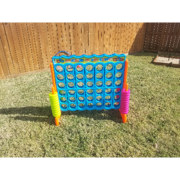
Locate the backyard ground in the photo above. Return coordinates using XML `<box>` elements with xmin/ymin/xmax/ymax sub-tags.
<box><xmin>0</xmin><ymin>52</ymin><xmax>180</xmax><ymax>157</ymax></box>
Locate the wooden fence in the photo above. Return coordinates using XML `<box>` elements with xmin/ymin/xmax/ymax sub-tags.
<box><xmin>144</xmin><ymin>23</ymin><xmax>180</xmax><ymax>53</ymax></box>
<box><xmin>0</xmin><ymin>23</ymin><xmax>146</xmax><ymax>79</ymax></box>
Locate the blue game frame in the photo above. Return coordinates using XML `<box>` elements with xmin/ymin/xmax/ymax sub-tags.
<box><xmin>52</xmin><ymin>53</ymin><xmax>126</xmax><ymax>112</ymax></box>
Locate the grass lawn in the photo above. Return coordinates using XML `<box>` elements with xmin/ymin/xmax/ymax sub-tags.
<box><xmin>0</xmin><ymin>52</ymin><xmax>180</xmax><ymax>157</ymax></box>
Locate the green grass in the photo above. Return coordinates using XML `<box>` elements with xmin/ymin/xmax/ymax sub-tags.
<box><xmin>0</xmin><ymin>52</ymin><xmax>180</xmax><ymax>157</ymax></box>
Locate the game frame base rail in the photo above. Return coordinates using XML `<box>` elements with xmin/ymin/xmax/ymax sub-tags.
<box><xmin>49</xmin><ymin>51</ymin><xmax>130</xmax><ymax>126</ymax></box>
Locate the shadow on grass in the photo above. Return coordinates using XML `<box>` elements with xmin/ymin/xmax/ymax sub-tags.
<box><xmin>0</xmin><ymin>106</ymin><xmax>123</xmax><ymax>125</ymax></box>
<box><xmin>128</xmin><ymin>52</ymin><xmax>157</xmax><ymax>57</ymax></box>
<box><xmin>128</xmin><ymin>52</ymin><xmax>157</xmax><ymax>64</ymax></box>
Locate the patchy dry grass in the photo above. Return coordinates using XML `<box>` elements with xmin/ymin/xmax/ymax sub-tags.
<box><xmin>0</xmin><ymin>52</ymin><xmax>180</xmax><ymax>157</ymax></box>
